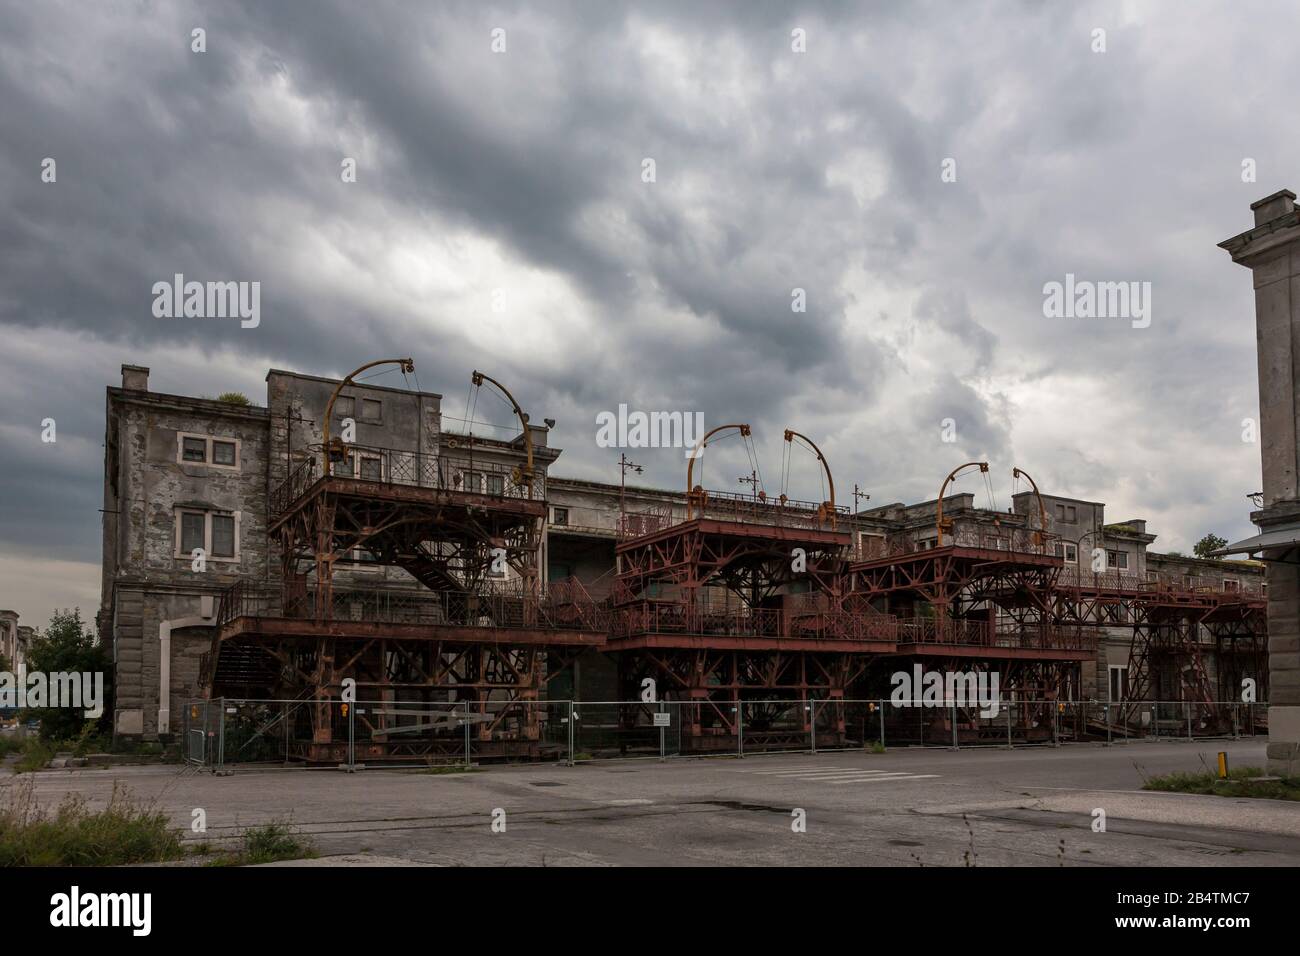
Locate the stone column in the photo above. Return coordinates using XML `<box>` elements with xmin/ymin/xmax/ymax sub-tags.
<box><xmin>1219</xmin><ymin>189</ymin><xmax>1300</xmax><ymax>776</ymax></box>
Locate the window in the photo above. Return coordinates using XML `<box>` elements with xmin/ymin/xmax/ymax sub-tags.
<box><xmin>1055</xmin><ymin>542</ymin><xmax>1078</xmax><ymax>564</ymax></box>
<box><xmin>1054</xmin><ymin>504</ymin><xmax>1077</xmax><ymax>523</ymax></box>
<box><xmin>182</xmin><ymin>437</ymin><xmax>207</xmax><ymax>462</ymax></box>
<box><xmin>361</xmin><ymin>399</ymin><xmax>382</xmax><ymax>421</ymax></box>
<box><xmin>180</xmin><ymin>512</ymin><xmax>205</xmax><ymax>553</ymax></box>
<box><xmin>211</xmin><ymin>514</ymin><xmax>235</xmax><ymax>558</ymax></box>
<box><xmin>175</xmin><ymin>509</ymin><xmax>240</xmax><ymax>561</ymax></box>
<box><xmin>1146</xmin><ymin>570</ymin><xmax>1158</xmax><ymax>583</ymax></box>
<box><xmin>335</xmin><ymin>397</ymin><xmax>355</xmax><ymax>418</ymax></box>
<box><xmin>1107</xmin><ymin>549</ymin><xmax>1128</xmax><ymax>570</ymax></box>
<box><xmin>1223</xmin><ymin>579</ymin><xmax>1240</xmax><ymax>593</ymax></box>
<box><xmin>359</xmin><ymin>456</ymin><xmax>383</xmax><ymax>481</ymax></box>
<box><xmin>486</xmin><ymin>473</ymin><xmax>505</xmax><ymax>496</ymax></box>
<box><xmin>1183</xmin><ymin>574</ymin><xmax>1194</xmax><ymax>589</ymax></box>
<box><xmin>1108</xmin><ymin>665</ymin><xmax>1129</xmax><ymax>702</ymax></box>
<box><xmin>212</xmin><ymin>441</ymin><xmax>236</xmax><ymax>466</ymax></box>
<box><xmin>552</xmin><ymin>507</ymin><xmax>569</xmax><ymax>526</ymax></box>
<box><xmin>177</xmin><ymin>433</ymin><xmax>240</xmax><ymax>469</ymax></box>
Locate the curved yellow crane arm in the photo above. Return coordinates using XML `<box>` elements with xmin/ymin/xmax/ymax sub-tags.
<box><xmin>784</xmin><ymin>428</ymin><xmax>836</xmax><ymax>529</ymax></box>
<box><xmin>322</xmin><ymin>358</ymin><xmax>415</xmax><ymax>476</ymax></box>
<box><xmin>935</xmin><ymin>461</ymin><xmax>989</xmax><ymax>547</ymax></box>
<box><xmin>1012</xmin><ymin>466</ymin><xmax>1048</xmax><ymax>547</ymax></box>
<box><xmin>470</xmin><ymin>370</ymin><xmax>535</xmax><ymax>493</ymax></box>
<box><xmin>685</xmin><ymin>423</ymin><xmax>751</xmax><ymax>519</ymax></box>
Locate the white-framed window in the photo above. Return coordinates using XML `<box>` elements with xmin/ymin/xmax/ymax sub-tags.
<box><xmin>1055</xmin><ymin>542</ymin><xmax>1078</xmax><ymax>564</ymax></box>
<box><xmin>174</xmin><ymin>508</ymin><xmax>241</xmax><ymax>561</ymax></box>
<box><xmin>1106</xmin><ymin>549</ymin><xmax>1129</xmax><ymax>570</ymax></box>
<box><xmin>485</xmin><ymin>472</ymin><xmax>505</xmax><ymax>496</ymax></box>
<box><xmin>1183</xmin><ymin>573</ymin><xmax>1194</xmax><ymax>589</ymax></box>
<box><xmin>1146</xmin><ymin>570</ymin><xmax>1159</xmax><ymax>583</ymax></box>
<box><xmin>176</xmin><ymin>433</ymin><xmax>241</xmax><ymax>470</ymax></box>
<box><xmin>1223</xmin><ymin>579</ymin><xmax>1240</xmax><ymax>593</ymax></box>
<box><xmin>1108</xmin><ymin>665</ymin><xmax>1129</xmax><ymax>702</ymax></box>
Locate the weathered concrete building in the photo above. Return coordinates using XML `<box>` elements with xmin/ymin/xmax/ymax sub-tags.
<box><xmin>100</xmin><ymin>363</ymin><xmax>1268</xmax><ymax>744</ymax></box>
<box><xmin>0</xmin><ymin>610</ymin><xmax>32</xmax><ymax>672</ymax></box>
<box><xmin>1219</xmin><ymin>187</ymin><xmax>1300</xmax><ymax>774</ymax></box>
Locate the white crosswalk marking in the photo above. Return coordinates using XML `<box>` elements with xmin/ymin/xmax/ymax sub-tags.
<box><xmin>734</xmin><ymin>766</ymin><xmax>940</xmax><ymax>785</ymax></box>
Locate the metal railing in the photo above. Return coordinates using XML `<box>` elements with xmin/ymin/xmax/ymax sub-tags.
<box><xmin>216</xmin><ymin>577</ymin><xmax>607</xmax><ymax>632</ymax></box>
<box><xmin>854</xmin><ymin>527</ymin><xmax>1058</xmax><ymax>560</ymax></box>
<box><xmin>270</xmin><ymin>444</ymin><xmax>546</xmax><ymax>515</ymax></box>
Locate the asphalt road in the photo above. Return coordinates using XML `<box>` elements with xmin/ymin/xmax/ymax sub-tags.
<box><xmin>8</xmin><ymin>739</ymin><xmax>1300</xmax><ymax>866</ymax></box>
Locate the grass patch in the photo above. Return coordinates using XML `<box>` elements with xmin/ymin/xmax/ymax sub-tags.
<box><xmin>0</xmin><ymin>778</ymin><xmax>184</xmax><ymax>866</ymax></box>
<box><xmin>1142</xmin><ymin>765</ymin><xmax>1300</xmax><ymax>801</ymax></box>
<box><xmin>206</xmin><ymin>820</ymin><xmax>317</xmax><ymax>866</ymax></box>
<box><xmin>0</xmin><ymin>737</ymin><xmax>23</xmax><ymax>759</ymax></box>
<box><xmin>14</xmin><ymin>739</ymin><xmax>55</xmax><ymax>773</ymax></box>
<box><xmin>572</xmin><ymin>751</ymin><xmax>593</xmax><ymax>762</ymax></box>
<box><xmin>867</xmin><ymin>741</ymin><xmax>886</xmax><ymax>754</ymax></box>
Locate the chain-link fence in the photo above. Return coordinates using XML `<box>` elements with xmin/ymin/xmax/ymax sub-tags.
<box><xmin>181</xmin><ymin>697</ymin><xmax>1269</xmax><ymax>770</ymax></box>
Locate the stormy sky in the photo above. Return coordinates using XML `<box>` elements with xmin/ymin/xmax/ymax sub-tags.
<box><xmin>0</xmin><ymin>0</ymin><xmax>1291</xmax><ymax>630</ymax></box>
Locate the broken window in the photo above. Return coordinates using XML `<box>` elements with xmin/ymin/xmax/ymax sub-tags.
<box><xmin>182</xmin><ymin>437</ymin><xmax>207</xmax><ymax>462</ymax></box>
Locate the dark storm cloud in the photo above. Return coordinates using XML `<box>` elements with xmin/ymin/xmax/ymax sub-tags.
<box><xmin>1</xmin><ymin>0</ymin><xmax>1297</xmax><ymax>627</ymax></box>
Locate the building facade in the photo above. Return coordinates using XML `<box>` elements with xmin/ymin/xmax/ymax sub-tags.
<box><xmin>101</xmin><ymin>363</ymin><xmax>1268</xmax><ymax>744</ymax></box>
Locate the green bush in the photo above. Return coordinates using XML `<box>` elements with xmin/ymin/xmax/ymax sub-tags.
<box><xmin>0</xmin><ymin>779</ymin><xmax>184</xmax><ymax>866</ymax></box>
<box><xmin>1142</xmin><ymin>765</ymin><xmax>1300</xmax><ymax>801</ymax></box>
<box><xmin>15</xmin><ymin>739</ymin><xmax>55</xmax><ymax>773</ymax></box>
<box><xmin>207</xmin><ymin>820</ymin><xmax>317</xmax><ymax>866</ymax></box>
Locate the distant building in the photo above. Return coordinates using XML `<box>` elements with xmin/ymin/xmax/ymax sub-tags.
<box><xmin>0</xmin><ymin>610</ymin><xmax>31</xmax><ymax>672</ymax></box>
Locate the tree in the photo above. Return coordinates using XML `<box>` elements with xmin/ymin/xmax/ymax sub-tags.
<box><xmin>21</xmin><ymin>609</ymin><xmax>112</xmax><ymax>742</ymax></box>
<box><xmin>1193</xmin><ymin>533</ymin><xmax>1228</xmax><ymax>560</ymax></box>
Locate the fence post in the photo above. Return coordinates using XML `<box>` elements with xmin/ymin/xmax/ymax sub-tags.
<box><xmin>1186</xmin><ymin>702</ymin><xmax>1192</xmax><ymax>741</ymax></box>
<box><xmin>737</xmin><ymin>702</ymin><xmax>745</xmax><ymax>758</ymax></box>
<box><xmin>1006</xmin><ymin>703</ymin><xmax>1012</xmax><ymax>749</ymax></box>
<box><xmin>464</xmin><ymin>699</ymin><xmax>471</xmax><ymax>768</ymax></box>
<box><xmin>809</xmin><ymin>699</ymin><xmax>816</xmax><ymax>755</ymax></box>
<box><xmin>348</xmin><ymin>701</ymin><xmax>355</xmax><ymax>772</ymax></box>
<box><xmin>950</xmin><ymin>700</ymin><xmax>959</xmax><ymax>751</ymax></box>
<box><xmin>217</xmin><ymin>698</ymin><xmax>226</xmax><ymax>774</ymax></box>
<box><xmin>1105</xmin><ymin>704</ymin><xmax>1111</xmax><ymax>746</ymax></box>
<box><xmin>568</xmin><ymin>700</ymin><xmax>575</xmax><ymax>767</ymax></box>
<box><xmin>659</xmin><ymin>701</ymin><xmax>666</xmax><ymax>762</ymax></box>
<box><xmin>1052</xmin><ymin>704</ymin><xmax>1059</xmax><ymax>748</ymax></box>
<box><xmin>1233</xmin><ymin>702</ymin><xmax>1239</xmax><ymax>740</ymax></box>
<box><xmin>283</xmin><ymin>701</ymin><xmax>289</xmax><ymax>764</ymax></box>
<box><xmin>879</xmin><ymin>700</ymin><xmax>885</xmax><ymax>749</ymax></box>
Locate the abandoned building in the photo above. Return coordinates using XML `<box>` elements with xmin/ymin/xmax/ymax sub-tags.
<box><xmin>98</xmin><ymin>363</ymin><xmax>1268</xmax><ymax>758</ymax></box>
<box><xmin>0</xmin><ymin>610</ymin><xmax>32</xmax><ymax>672</ymax></box>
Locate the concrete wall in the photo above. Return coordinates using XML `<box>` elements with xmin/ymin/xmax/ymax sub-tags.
<box><xmin>101</xmin><ymin>367</ymin><xmax>270</xmax><ymax>740</ymax></box>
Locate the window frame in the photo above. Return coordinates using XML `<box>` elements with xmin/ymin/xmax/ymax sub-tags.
<box><xmin>176</xmin><ymin>432</ymin><xmax>242</xmax><ymax>471</ymax></box>
<box><xmin>1108</xmin><ymin>664</ymin><xmax>1129</xmax><ymax>703</ymax></box>
<box><xmin>174</xmin><ymin>508</ymin><xmax>242</xmax><ymax>562</ymax></box>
